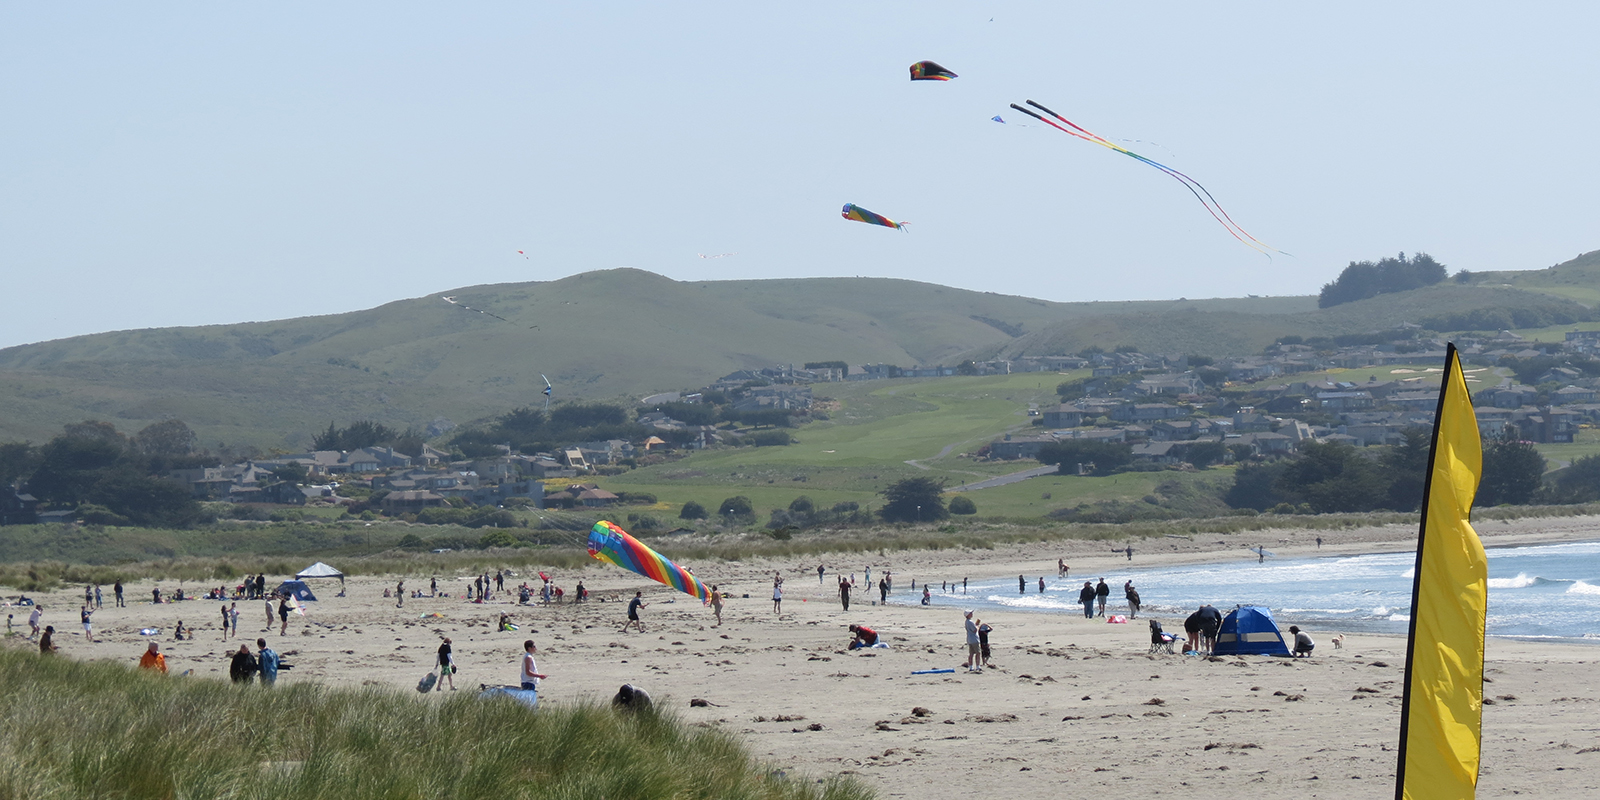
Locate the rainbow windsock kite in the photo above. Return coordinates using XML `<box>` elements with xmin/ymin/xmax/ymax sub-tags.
<box><xmin>841</xmin><ymin>203</ymin><xmax>907</xmax><ymax>231</ymax></box>
<box><xmin>588</xmin><ymin>520</ymin><xmax>710</xmax><ymax>602</ymax></box>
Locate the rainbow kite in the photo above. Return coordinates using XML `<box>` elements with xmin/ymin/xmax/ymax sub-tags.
<box><xmin>841</xmin><ymin>203</ymin><xmax>907</xmax><ymax>231</ymax></box>
<box><xmin>588</xmin><ymin>520</ymin><xmax>710</xmax><ymax>602</ymax></box>
<box><xmin>909</xmin><ymin>60</ymin><xmax>957</xmax><ymax>81</ymax></box>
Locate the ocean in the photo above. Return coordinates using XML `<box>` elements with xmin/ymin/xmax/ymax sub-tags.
<box><xmin>893</xmin><ymin>540</ymin><xmax>1600</xmax><ymax>642</ymax></box>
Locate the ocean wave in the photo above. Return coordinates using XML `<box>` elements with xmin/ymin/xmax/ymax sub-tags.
<box><xmin>1488</xmin><ymin>573</ymin><xmax>1538</xmax><ymax>589</ymax></box>
<box><xmin>1568</xmin><ymin>581</ymin><xmax>1600</xmax><ymax>596</ymax></box>
<box><xmin>1389</xmin><ymin>613</ymin><xmax>1411</xmax><ymax>622</ymax></box>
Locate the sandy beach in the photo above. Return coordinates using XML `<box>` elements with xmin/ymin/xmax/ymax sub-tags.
<box><xmin>7</xmin><ymin>517</ymin><xmax>1600</xmax><ymax>798</ymax></box>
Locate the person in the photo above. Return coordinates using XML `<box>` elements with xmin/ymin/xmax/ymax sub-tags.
<box><xmin>1038</xmin><ymin>576</ymin><xmax>1045</xmax><ymax>593</ymax></box>
<box><xmin>28</xmin><ymin>605</ymin><xmax>42</xmax><ymax>639</ymax></box>
<box><xmin>264</xmin><ymin>599</ymin><xmax>275</xmax><ymax>630</ymax></box>
<box><xmin>278</xmin><ymin>597</ymin><xmax>290</xmax><ymax>635</ymax></box>
<box><xmin>84</xmin><ymin>584</ymin><xmax>92</xmax><ymax>607</ymax></box>
<box><xmin>771</xmin><ymin>575</ymin><xmax>783</xmax><ymax>616</ymax></box>
<box><xmin>521</xmin><ymin>639</ymin><xmax>546</xmax><ymax>690</ymax></box>
<box><xmin>1095</xmin><ymin>579</ymin><xmax>1110</xmax><ymax>616</ymax></box>
<box><xmin>878</xmin><ymin>577</ymin><xmax>888</xmax><ymax>604</ymax></box>
<box><xmin>1124</xmin><ymin>545</ymin><xmax>1134</xmax><ymax>561</ymax></box>
<box><xmin>624</xmin><ymin>591</ymin><xmax>647</xmax><ymax>633</ymax></box>
<box><xmin>1078</xmin><ymin>582</ymin><xmax>1095</xmax><ymax>619</ymax></box>
<box><xmin>848</xmin><ymin>624</ymin><xmax>878</xmax><ymax>649</ymax></box>
<box><xmin>838</xmin><ymin>577</ymin><xmax>851</xmax><ymax>611</ymax></box>
<box><xmin>1258</xmin><ymin>548</ymin><xmax>1265</xmax><ymax>564</ymax></box>
<box><xmin>430</xmin><ymin>577</ymin><xmax>438</xmax><ymax>596</ymax></box>
<box><xmin>220</xmin><ymin>603</ymin><xmax>232</xmax><ymax>641</ymax></box>
<box><xmin>864</xmin><ymin>566</ymin><xmax>871</xmax><ymax>586</ymax></box>
<box><xmin>474</xmin><ymin>575</ymin><xmax>484</xmax><ymax>600</ymax></box>
<box><xmin>1289</xmin><ymin>626</ymin><xmax>1315</xmax><ymax>657</ymax></box>
<box><xmin>229</xmin><ymin>643</ymin><xmax>257</xmax><ymax>684</ymax></box>
<box><xmin>255</xmin><ymin>574</ymin><xmax>265</xmax><ymax>600</ymax></box>
<box><xmin>396</xmin><ymin>579</ymin><xmax>405</xmax><ymax>609</ymax></box>
<box><xmin>174</xmin><ymin>620</ymin><xmax>187</xmax><ymax>641</ymax></box>
<box><xmin>575</xmin><ymin>580</ymin><xmax>586</xmax><ymax>603</ymax></box>
<box><xmin>884</xmin><ymin>571</ymin><xmax>892</xmax><ymax>593</ymax></box>
<box><xmin>1018</xmin><ymin>575</ymin><xmax>1026</xmax><ymax>594</ymax></box>
<box><xmin>80</xmin><ymin>604</ymin><xmax>94</xmax><ymax>643</ymax></box>
<box><xmin>1316</xmin><ymin>536</ymin><xmax>1323</xmax><ymax>549</ymax></box>
<box><xmin>257</xmin><ymin>638</ymin><xmax>279</xmax><ymax>685</ymax></box>
<box><xmin>496</xmin><ymin>571</ymin><xmax>505</xmax><ymax>593</ymax></box>
<box><xmin>613</xmin><ymin>683</ymin><xmax>653</xmax><ymax>711</ymax></box>
<box><xmin>1183</xmin><ymin>608</ymin><xmax>1204</xmax><ymax>653</ymax></box>
<box><xmin>94</xmin><ymin>584</ymin><xmax>103</xmax><ymax>609</ymax></box>
<box><xmin>978</xmin><ymin>620</ymin><xmax>994</xmax><ymax>667</ymax></box>
<box><xmin>114</xmin><ymin>580</ymin><xmax>124</xmax><ymax>607</ymax></box>
<box><xmin>152</xmin><ymin>587</ymin><xmax>162</xmax><ymax>604</ymax></box>
<box><xmin>436</xmin><ymin>638</ymin><xmax>456</xmax><ymax>691</ymax></box>
<box><xmin>139</xmin><ymin>641</ymin><xmax>168</xmax><ymax>673</ymax></box>
<box><xmin>1125</xmin><ymin>581</ymin><xmax>1141</xmax><ymax>619</ymax></box>
<box><xmin>963</xmin><ymin>611</ymin><xmax>982</xmax><ymax>673</ymax></box>
<box><xmin>498</xmin><ymin>612</ymin><xmax>514</xmax><ymax>632</ymax></box>
<box><xmin>962</xmin><ymin>576</ymin><xmax>967</xmax><ymax>593</ymax></box>
<box><xmin>1186</xmin><ymin>604</ymin><xmax>1223</xmax><ymax>654</ymax></box>
<box><xmin>39</xmin><ymin>625</ymin><xmax>57</xmax><ymax>655</ymax></box>
<box><xmin>708</xmin><ymin>585</ymin><xmax>724</xmax><ymax>627</ymax></box>
<box><xmin>1058</xmin><ymin>558</ymin><xmax>1066</xmax><ymax>577</ymax></box>
<box><xmin>921</xmin><ymin>585</ymin><xmax>931</xmax><ymax>606</ymax></box>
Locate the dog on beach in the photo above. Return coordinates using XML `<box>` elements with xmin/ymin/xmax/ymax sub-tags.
<box><xmin>1331</xmin><ymin>634</ymin><xmax>1345</xmax><ymax>650</ymax></box>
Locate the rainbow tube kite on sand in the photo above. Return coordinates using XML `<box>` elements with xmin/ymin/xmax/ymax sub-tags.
<box><xmin>588</xmin><ymin>520</ymin><xmax>710</xmax><ymax>602</ymax></box>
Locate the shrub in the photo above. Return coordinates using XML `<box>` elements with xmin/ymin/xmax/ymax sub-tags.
<box><xmin>948</xmin><ymin>496</ymin><xmax>977</xmax><ymax>515</ymax></box>
<box><xmin>679</xmin><ymin>501</ymin><xmax>708</xmax><ymax>520</ymax></box>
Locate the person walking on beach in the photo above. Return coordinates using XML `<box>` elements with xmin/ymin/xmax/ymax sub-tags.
<box><xmin>838</xmin><ymin>577</ymin><xmax>852</xmax><ymax>611</ymax></box>
<box><xmin>818</xmin><ymin>564</ymin><xmax>825</xmax><ymax>584</ymax></box>
<box><xmin>28</xmin><ymin>605</ymin><xmax>42</xmax><ymax>639</ymax></box>
<box><xmin>963</xmin><ymin>611</ymin><xmax>982</xmax><ymax>673</ymax></box>
<box><xmin>496</xmin><ymin>571</ymin><xmax>505</xmax><ymax>593</ymax></box>
<box><xmin>139</xmin><ymin>641</ymin><xmax>168</xmax><ymax>673</ymax></box>
<box><xmin>772</xmin><ymin>574</ymin><xmax>784</xmax><ymax>616</ymax></box>
<box><xmin>396</xmin><ymin>579</ymin><xmax>405</xmax><ymax>609</ymax></box>
<box><xmin>264</xmin><ymin>599</ymin><xmax>275</xmax><ymax>631</ymax></box>
<box><xmin>1124</xmin><ymin>581</ymin><xmax>1141</xmax><ymax>619</ymax></box>
<box><xmin>1038</xmin><ymin>576</ymin><xmax>1045</xmax><ymax>593</ymax></box>
<box><xmin>257</xmin><ymin>638</ymin><xmax>279</xmax><ymax>685</ymax></box>
<box><xmin>80</xmin><ymin>604</ymin><xmax>95</xmax><ymax>643</ymax></box>
<box><xmin>879</xmin><ymin>577</ymin><xmax>889</xmax><ymax>604</ymax></box>
<box><xmin>229</xmin><ymin>643</ymin><xmax>257</xmax><ymax>684</ymax></box>
<box><xmin>1095</xmin><ymin>579</ymin><xmax>1110</xmax><ymax>616</ymax></box>
<box><xmin>709</xmin><ymin>585</ymin><xmax>724</xmax><ymax>627</ymax></box>
<box><xmin>624</xmin><ymin>591</ymin><xmax>648</xmax><ymax>633</ymax></box>
<box><xmin>1078</xmin><ymin>582</ymin><xmax>1096</xmax><ymax>619</ymax></box>
<box><xmin>39</xmin><ymin>625</ymin><xmax>57</xmax><ymax>655</ymax></box>
<box><xmin>1058</xmin><ymin>559</ymin><xmax>1066</xmax><ymax>578</ymax></box>
<box><xmin>114</xmin><ymin>580</ymin><xmax>124</xmax><ymax>607</ymax></box>
<box><xmin>1316</xmin><ymin>536</ymin><xmax>1323</xmax><ymax>549</ymax></box>
<box><xmin>436</xmin><ymin>638</ymin><xmax>456</xmax><ymax>691</ymax></box>
<box><xmin>521</xmin><ymin>639</ymin><xmax>546</xmax><ymax>690</ymax></box>
<box><xmin>278</xmin><ymin>597</ymin><xmax>290</xmax><ymax>635</ymax></box>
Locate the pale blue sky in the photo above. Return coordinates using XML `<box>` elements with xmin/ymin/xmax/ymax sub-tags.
<box><xmin>3</xmin><ymin>2</ymin><xmax>1596</xmax><ymax>348</ymax></box>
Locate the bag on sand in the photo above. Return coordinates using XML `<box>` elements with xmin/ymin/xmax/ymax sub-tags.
<box><xmin>417</xmin><ymin>672</ymin><xmax>438</xmax><ymax>693</ymax></box>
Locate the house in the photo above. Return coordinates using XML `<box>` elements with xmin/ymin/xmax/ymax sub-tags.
<box><xmin>1041</xmin><ymin>405</ymin><xmax>1085</xmax><ymax>429</ymax></box>
<box><xmin>988</xmin><ymin>434</ymin><xmax>1058</xmax><ymax>460</ymax></box>
<box><xmin>1063</xmin><ymin>428</ymin><xmax>1128</xmax><ymax>443</ymax></box>
<box><xmin>1234</xmin><ymin>431</ymin><xmax>1296</xmax><ymax>455</ymax></box>
<box><xmin>1489</xmin><ymin>385</ymin><xmax>1540</xmax><ymax>408</ymax></box>
<box><xmin>1389</xmin><ymin>390</ymin><xmax>1441</xmax><ymax>410</ymax></box>
<box><xmin>1536</xmin><ymin>367</ymin><xmax>1583</xmax><ymax>385</ymax></box>
<box><xmin>1109</xmin><ymin>403</ymin><xmax>1186</xmax><ymax>423</ymax></box>
<box><xmin>542</xmin><ymin>483</ymin><xmax>620</xmax><ymax>508</ymax></box>
<box><xmin>380</xmin><ymin>490</ymin><xmax>448</xmax><ymax>512</ymax></box>
<box><xmin>36</xmin><ymin>509</ymin><xmax>76</xmax><ymax>524</ymax></box>
<box><xmin>1</xmin><ymin>490</ymin><xmax>39</xmax><ymax>525</ymax></box>
<box><xmin>1517</xmin><ymin>407</ymin><xmax>1580</xmax><ymax>443</ymax></box>
<box><xmin>167</xmin><ymin>467</ymin><xmax>237</xmax><ymax>499</ymax></box>
<box><xmin>1553</xmin><ymin>385</ymin><xmax>1598</xmax><ymax>405</ymax></box>
<box><xmin>259</xmin><ymin>482</ymin><xmax>308</xmax><ymax>505</ymax></box>
<box><xmin>1316</xmin><ymin>391</ymin><xmax>1375</xmax><ymax>410</ymax></box>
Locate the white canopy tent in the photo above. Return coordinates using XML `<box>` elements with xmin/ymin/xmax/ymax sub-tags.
<box><xmin>296</xmin><ymin>561</ymin><xmax>346</xmax><ymax>596</ymax></box>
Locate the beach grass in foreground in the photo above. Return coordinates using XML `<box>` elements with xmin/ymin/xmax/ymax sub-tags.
<box><xmin>0</xmin><ymin>646</ymin><xmax>869</xmax><ymax>800</ymax></box>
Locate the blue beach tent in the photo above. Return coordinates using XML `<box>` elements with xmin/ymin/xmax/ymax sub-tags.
<box><xmin>1212</xmin><ymin>605</ymin><xmax>1290</xmax><ymax>656</ymax></box>
<box><xmin>274</xmin><ymin>580</ymin><xmax>318</xmax><ymax>602</ymax></box>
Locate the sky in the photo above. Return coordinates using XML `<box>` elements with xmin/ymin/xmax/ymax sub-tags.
<box><xmin>2</xmin><ymin>2</ymin><xmax>1597</xmax><ymax>349</ymax></box>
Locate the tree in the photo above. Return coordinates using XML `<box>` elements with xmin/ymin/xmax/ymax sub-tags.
<box><xmin>134</xmin><ymin>419</ymin><xmax>197</xmax><ymax>456</ymax></box>
<box><xmin>1476</xmin><ymin>436</ymin><xmax>1546</xmax><ymax>506</ymax></box>
<box><xmin>272</xmin><ymin>462</ymin><xmax>309</xmax><ymax>486</ymax></box>
<box><xmin>788</xmin><ymin>496</ymin><xmax>815</xmax><ymax>515</ymax></box>
<box><xmin>679</xmin><ymin>500</ymin><xmax>709</xmax><ymax>520</ymax></box>
<box><xmin>948</xmin><ymin>495</ymin><xmax>977</xmax><ymax>515</ymax></box>
<box><xmin>0</xmin><ymin>442</ymin><xmax>37</xmax><ymax>487</ymax></box>
<box><xmin>878</xmin><ymin>477</ymin><xmax>947</xmax><ymax>523</ymax></box>
<box><xmin>1184</xmin><ymin>440</ymin><xmax>1226</xmax><ymax>469</ymax></box>
<box><xmin>27</xmin><ymin>433</ymin><xmax>125</xmax><ymax>506</ymax></box>
<box><xmin>1318</xmin><ymin>252</ymin><xmax>1448</xmax><ymax>308</ymax></box>
<box><xmin>1381</xmin><ymin>428</ymin><xmax>1431</xmax><ymax>511</ymax></box>
<box><xmin>1224</xmin><ymin>461</ymin><xmax>1293</xmax><ymax>510</ymax></box>
<box><xmin>1036</xmin><ymin>440</ymin><xmax>1133</xmax><ymax>476</ymax></box>
<box><xmin>1550</xmin><ymin>454</ymin><xmax>1600</xmax><ymax>504</ymax></box>
<box><xmin>718</xmin><ymin>496</ymin><xmax>753</xmax><ymax>518</ymax></box>
<box><xmin>1273</xmin><ymin>441</ymin><xmax>1388</xmax><ymax>513</ymax></box>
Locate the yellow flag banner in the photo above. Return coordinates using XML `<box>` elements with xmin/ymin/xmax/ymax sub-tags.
<box><xmin>1395</xmin><ymin>343</ymin><xmax>1487</xmax><ymax>800</ymax></box>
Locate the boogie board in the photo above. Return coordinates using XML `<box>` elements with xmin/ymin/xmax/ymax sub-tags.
<box><xmin>417</xmin><ymin>672</ymin><xmax>438</xmax><ymax>693</ymax></box>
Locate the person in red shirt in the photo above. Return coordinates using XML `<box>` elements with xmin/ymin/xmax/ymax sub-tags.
<box><xmin>848</xmin><ymin>624</ymin><xmax>878</xmax><ymax>649</ymax></box>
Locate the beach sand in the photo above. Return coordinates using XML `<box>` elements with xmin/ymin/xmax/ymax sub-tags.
<box><xmin>7</xmin><ymin>516</ymin><xmax>1600</xmax><ymax>797</ymax></box>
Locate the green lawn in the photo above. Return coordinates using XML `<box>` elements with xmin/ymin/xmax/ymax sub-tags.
<box><xmin>1533</xmin><ymin>428</ymin><xmax>1600</xmax><ymax>470</ymax></box>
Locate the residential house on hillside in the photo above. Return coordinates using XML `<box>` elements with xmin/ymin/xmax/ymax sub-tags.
<box><xmin>380</xmin><ymin>490</ymin><xmax>447</xmax><ymax>512</ymax></box>
<box><xmin>543</xmin><ymin>483</ymin><xmax>620</xmax><ymax>508</ymax></box>
<box><xmin>989</xmin><ymin>434</ymin><xmax>1058</xmax><ymax>460</ymax></box>
<box><xmin>1042</xmin><ymin>405</ymin><xmax>1085</xmax><ymax>429</ymax></box>
<box><xmin>1109</xmin><ymin>403</ymin><xmax>1186</xmax><ymax>423</ymax></box>
<box><xmin>1554</xmin><ymin>385</ymin><xmax>1598</xmax><ymax>404</ymax></box>
<box><xmin>1390</xmin><ymin>390</ymin><xmax>1441</xmax><ymax>410</ymax></box>
<box><xmin>1488</xmin><ymin>385</ymin><xmax>1540</xmax><ymax>408</ymax></box>
<box><xmin>1</xmin><ymin>490</ymin><xmax>38</xmax><ymax>525</ymax></box>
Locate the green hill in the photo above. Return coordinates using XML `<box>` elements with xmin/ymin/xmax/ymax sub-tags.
<box><xmin>1</xmin><ymin>253</ymin><xmax>1595</xmax><ymax>449</ymax></box>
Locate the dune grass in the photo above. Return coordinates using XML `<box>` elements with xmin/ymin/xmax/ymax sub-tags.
<box><xmin>0</xmin><ymin>646</ymin><xmax>869</xmax><ymax>800</ymax></box>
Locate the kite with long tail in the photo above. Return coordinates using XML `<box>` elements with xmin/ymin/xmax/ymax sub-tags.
<box><xmin>1008</xmin><ymin>100</ymin><xmax>1285</xmax><ymax>257</ymax></box>
<box><xmin>588</xmin><ymin>520</ymin><xmax>710</xmax><ymax>602</ymax></box>
<box><xmin>441</xmin><ymin>296</ymin><xmax>538</xmax><ymax>329</ymax></box>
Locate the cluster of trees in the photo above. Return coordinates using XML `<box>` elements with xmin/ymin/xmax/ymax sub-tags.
<box><xmin>1318</xmin><ymin>252</ymin><xmax>1448</xmax><ymax>308</ymax></box>
<box><xmin>312</xmin><ymin>420</ymin><xmax>424</xmax><ymax>455</ymax></box>
<box><xmin>1</xmin><ymin>420</ymin><xmax>211</xmax><ymax>527</ymax></box>
<box><xmin>452</xmin><ymin>404</ymin><xmax>646</xmax><ymax>457</ymax></box>
<box><xmin>1224</xmin><ymin>433</ymin><xmax>1550</xmax><ymax>513</ymax></box>
<box><xmin>674</xmin><ymin>478</ymin><xmax>976</xmax><ymax>530</ymax></box>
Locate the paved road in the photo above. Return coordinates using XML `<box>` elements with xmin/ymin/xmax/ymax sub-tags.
<box><xmin>949</xmin><ymin>464</ymin><xmax>1059</xmax><ymax>492</ymax></box>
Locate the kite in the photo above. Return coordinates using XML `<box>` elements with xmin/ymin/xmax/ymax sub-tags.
<box><xmin>1007</xmin><ymin>99</ymin><xmax>1284</xmax><ymax>257</ymax></box>
<box><xmin>587</xmin><ymin>520</ymin><xmax>710</xmax><ymax>602</ymax></box>
<box><xmin>442</xmin><ymin>296</ymin><xmax>539</xmax><ymax>329</ymax></box>
<box><xmin>540</xmin><ymin>374</ymin><xmax>553</xmax><ymax>411</ymax></box>
<box><xmin>841</xmin><ymin>203</ymin><xmax>907</xmax><ymax>231</ymax></box>
<box><xmin>992</xmin><ymin>115</ymin><xmax>1005</xmax><ymax>123</ymax></box>
<box><xmin>909</xmin><ymin>61</ymin><xmax>957</xmax><ymax>81</ymax></box>
<box><xmin>517</xmin><ymin>250</ymin><xmax>529</xmax><ymax>259</ymax></box>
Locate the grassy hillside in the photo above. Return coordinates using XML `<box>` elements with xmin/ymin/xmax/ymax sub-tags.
<box><xmin>1</xmin><ymin>250</ymin><xmax>1595</xmax><ymax>448</ymax></box>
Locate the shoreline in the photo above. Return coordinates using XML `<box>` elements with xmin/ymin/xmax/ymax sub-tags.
<box><xmin>6</xmin><ymin>515</ymin><xmax>1600</xmax><ymax>797</ymax></box>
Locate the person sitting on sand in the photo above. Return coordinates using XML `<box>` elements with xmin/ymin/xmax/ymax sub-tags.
<box><xmin>139</xmin><ymin>641</ymin><xmax>168</xmax><ymax>673</ymax></box>
<box><xmin>613</xmin><ymin>683</ymin><xmax>653</xmax><ymax>711</ymax></box>
<box><xmin>499</xmin><ymin>613</ymin><xmax>514</xmax><ymax>632</ymax></box>
<box><xmin>1289</xmin><ymin>626</ymin><xmax>1315</xmax><ymax>657</ymax></box>
<box><xmin>848</xmin><ymin>624</ymin><xmax>878</xmax><ymax>650</ymax></box>
<box><xmin>39</xmin><ymin>625</ymin><xmax>57</xmax><ymax>655</ymax></box>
